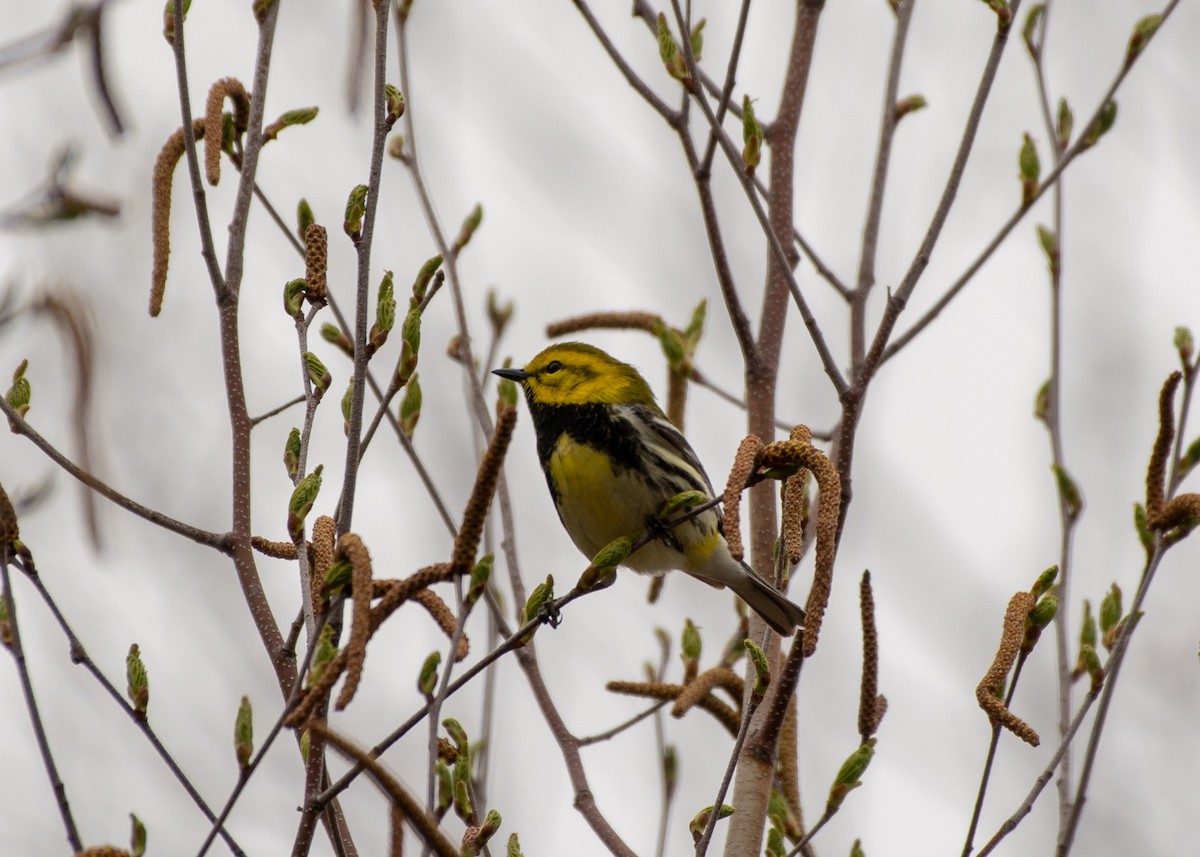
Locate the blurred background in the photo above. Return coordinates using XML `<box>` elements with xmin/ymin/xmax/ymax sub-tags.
<box><xmin>1</xmin><ymin>0</ymin><xmax>1198</xmax><ymax>854</ymax></box>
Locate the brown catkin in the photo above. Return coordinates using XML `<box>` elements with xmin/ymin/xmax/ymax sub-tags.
<box><xmin>1158</xmin><ymin>493</ymin><xmax>1200</xmax><ymax>533</ymax></box>
<box><xmin>858</xmin><ymin>570</ymin><xmax>880</xmax><ymax>741</ymax></box>
<box><xmin>606</xmin><ymin>680</ymin><xmax>740</xmax><ymax>736</ymax></box>
<box><xmin>0</xmin><ymin>481</ymin><xmax>18</xmax><ymax>545</ymax></box>
<box><xmin>795</xmin><ymin>441</ymin><xmax>842</xmax><ymax>657</ymax></box>
<box><xmin>671</xmin><ymin>666</ymin><xmax>743</xmax><ymax>718</ymax></box>
<box><xmin>335</xmin><ymin>534</ymin><xmax>373</xmax><ymax>710</ymax></box>
<box><xmin>545</xmin><ymin>311</ymin><xmax>663</xmax><ymax>337</ymax></box>
<box><xmin>451</xmin><ymin>407</ymin><xmax>516</xmax><ymax>574</ymax></box>
<box><xmin>303</xmin><ymin>224</ymin><xmax>328</xmax><ymax>301</ymax></box>
<box><xmin>976</xmin><ymin>591</ymin><xmax>1040</xmax><ymax>746</ymax></box>
<box><xmin>722</xmin><ymin>435</ymin><xmax>764</xmax><ymax>562</ymax></box>
<box><xmin>150</xmin><ymin>120</ymin><xmax>206</xmax><ymax>317</ymax></box>
<box><xmin>411</xmin><ymin>588</ymin><xmax>469</xmax><ymax>661</ymax></box>
<box><xmin>1146</xmin><ymin>371</ymin><xmax>1182</xmax><ymax>526</ymax></box>
<box><xmin>203</xmin><ymin>77</ymin><xmax>249</xmax><ymax>186</ymax></box>
<box><xmin>310</xmin><ymin>515</ymin><xmax>337</xmax><ymax>607</ymax></box>
<box><xmin>251</xmin><ymin>535</ymin><xmax>299</xmax><ymax>560</ymax></box>
<box><xmin>782</xmin><ymin>425</ymin><xmax>812</xmax><ymax>565</ymax></box>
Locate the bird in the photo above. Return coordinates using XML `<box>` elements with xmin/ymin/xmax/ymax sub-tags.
<box><xmin>493</xmin><ymin>341</ymin><xmax>805</xmax><ymax>635</ymax></box>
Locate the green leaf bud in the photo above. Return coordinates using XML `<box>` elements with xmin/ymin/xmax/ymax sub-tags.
<box><xmin>1056</xmin><ymin>98</ymin><xmax>1074</xmax><ymax>150</ymax></box>
<box><xmin>1133</xmin><ymin>503</ymin><xmax>1154</xmax><ymax>555</ymax></box>
<box><xmin>320</xmin><ymin>323</ymin><xmax>354</xmax><ymax>358</ymax></box>
<box><xmin>287</xmin><ymin>464</ymin><xmax>323</xmax><ymax>541</ymax></box>
<box><xmin>521</xmin><ymin>575</ymin><xmax>555</xmax><ymax>626</ymax></box>
<box><xmin>766</xmin><ymin>826</ymin><xmax>785</xmax><ymax>857</ymax></box>
<box><xmin>657</xmin><ymin>13</ymin><xmax>690</xmax><ymax>85</ymax></box>
<box><xmin>1019</xmin><ymin>133</ymin><xmax>1040</xmax><ymax>206</ymax></box>
<box><xmin>399</xmin><ymin>372</ymin><xmax>422</xmax><ymax>438</ymax></box>
<box><xmin>487</xmin><ymin>289</ymin><xmax>514</xmax><ymax>335</ymax></box>
<box><xmin>1099</xmin><ymin>583</ymin><xmax>1122</xmax><ymax>634</ymax></box>
<box><xmin>477</xmin><ymin>809</ymin><xmax>502</xmax><ymax>846</ymax></box>
<box><xmin>412</xmin><ymin>255</ymin><xmax>443</xmax><ymax>307</ymax></box>
<box><xmin>443</xmin><ymin>717</ymin><xmax>469</xmax><ymax>750</ymax></box>
<box><xmin>384</xmin><ymin>84</ymin><xmax>406</xmax><ymax>127</ymax></box>
<box><xmin>1051</xmin><ymin>464</ymin><xmax>1083</xmax><ymax>520</ymax></box>
<box><xmin>680</xmin><ymin>618</ymin><xmax>703</xmax><ymax>664</ymax></box>
<box><xmin>1083</xmin><ymin>101</ymin><xmax>1117</xmax><ymax>149</ymax></box>
<box><xmin>162</xmin><ymin>0</ymin><xmax>193</xmax><ymax>45</ymax></box>
<box><xmin>828</xmin><ymin>739</ymin><xmax>876</xmax><ymax>811</ymax></box>
<box><xmin>1036</xmin><ymin>225</ymin><xmax>1059</xmax><ymax>277</ymax></box>
<box><xmin>234</xmin><ymin>695</ymin><xmax>253</xmax><ymax>769</ymax></box>
<box><xmin>343</xmin><ymin>184</ymin><xmax>368</xmax><ymax>241</ymax></box>
<box><xmin>655</xmin><ymin>324</ymin><xmax>687</xmax><ymax>369</ymax></box>
<box><xmin>323</xmin><ymin>557</ymin><xmax>353</xmax><ymax>594</ymax></box>
<box><xmin>126</xmin><ymin>643</ymin><xmax>150</xmax><ymax>717</ymax></box>
<box><xmin>894</xmin><ymin>94</ymin><xmax>928</xmax><ymax>121</ymax></box>
<box><xmin>296</xmin><ymin>198</ymin><xmax>315</xmax><ymax>243</ymax></box>
<box><xmin>1079</xmin><ymin>599</ymin><xmax>1097</xmax><ymax>648</ymax></box>
<box><xmin>742</xmin><ymin>95</ymin><xmax>763</xmax><ymax>175</ymax></box>
<box><xmin>308</xmin><ymin>624</ymin><xmax>337</xmax><ymax>687</ymax></box>
<box><xmin>1126</xmin><ymin>14</ymin><xmax>1162</xmax><ymax>65</ymax></box>
<box><xmin>6</xmin><ymin>359</ymin><xmax>31</xmax><ymax>423</ymax></box>
<box><xmin>1031</xmin><ymin>565</ymin><xmax>1058</xmax><ymax>599</ymax></box>
<box><xmin>398</xmin><ymin>308</ymin><xmax>422</xmax><ymax>386</ymax></box>
<box><xmin>507</xmin><ymin>834</ymin><xmax>524</xmax><ymax>857</ymax></box>
<box><xmin>452</xmin><ymin>204</ymin><xmax>483</xmax><ymax>254</ymax></box>
<box><xmin>130</xmin><ymin>813</ymin><xmax>147</xmax><ymax>857</ymax></box>
<box><xmin>851</xmin><ymin>839</ymin><xmax>866</xmax><ymax>857</ymax></box>
<box><xmin>1022</xmin><ymin>4</ymin><xmax>1045</xmax><ymax>56</ymax></box>
<box><xmin>284</xmin><ymin>427</ymin><xmax>302</xmax><ymax>480</ymax></box>
<box><xmin>1175</xmin><ymin>326</ymin><xmax>1194</xmax><ymax>368</ymax></box>
<box><xmin>688</xmin><ymin>805</ymin><xmax>734</xmax><ymax>843</ymax></box>
<box><xmin>303</xmin><ymin>352</ymin><xmax>331</xmax><ymax>396</ymax></box>
<box><xmin>418</xmin><ymin>651</ymin><xmax>441</xmax><ymax>699</ymax></box>
<box><xmin>743</xmin><ymin>638</ymin><xmax>771</xmax><ymax>699</ymax></box>
<box><xmin>689</xmin><ymin>18</ymin><xmax>706</xmax><ymax>61</ymax></box>
<box><xmin>468</xmin><ymin>554</ymin><xmax>493</xmax><ymax>606</ymax></box>
<box><xmin>663</xmin><ymin>744</ymin><xmax>678</xmax><ymax>794</ymax></box>
<box><xmin>436</xmin><ymin>761</ymin><xmax>453</xmax><ymax>811</ymax></box>
<box><xmin>284</xmin><ymin>278</ymin><xmax>307</xmax><ymax>319</ymax></box>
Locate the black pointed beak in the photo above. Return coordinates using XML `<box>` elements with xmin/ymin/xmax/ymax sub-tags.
<box><xmin>492</xmin><ymin>367</ymin><xmax>529</xmax><ymax>382</ymax></box>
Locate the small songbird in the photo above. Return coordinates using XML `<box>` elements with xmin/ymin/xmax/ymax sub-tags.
<box><xmin>493</xmin><ymin>342</ymin><xmax>805</xmax><ymax>634</ymax></box>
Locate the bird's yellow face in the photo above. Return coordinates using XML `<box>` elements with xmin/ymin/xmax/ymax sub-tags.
<box><xmin>498</xmin><ymin>342</ymin><xmax>656</xmax><ymax>407</ymax></box>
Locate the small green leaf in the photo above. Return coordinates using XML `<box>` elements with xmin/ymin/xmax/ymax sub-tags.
<box><xmin>320</xmin><ymin>323</ymin><xmax>353</xmax><ymax>358</ymax></box>
<box><xmin>397</xmin><ymin>308</ymin><xmax>421</xmax><ymax>386</ymax></box>
<box><xmin>467</xmin><ymin>554</ymin><xmax>493</xmax><ymax>606</ymax></box>
<box><xmin>506</xmin><ymin>834</ymin><xmax>524</xmax><ymax>857</ymax></box>
<box><xmin>689</xmin><ymin>18</ymin><xmax>706</xmax><ymax>62</ymax></box>
<box><xmin>283</xmin><ymin>427</ymin><xmax>302</xmax><ymax>480</ymax></box>
<box><xmin>591</xmin><ymin>536</ymin><xmax>633</xmax><ymax>573</ymax></box>
<box><xmin>657</xmin><ymin>13</ymin><xmax>690</xmax><ymax>84</ymax></box>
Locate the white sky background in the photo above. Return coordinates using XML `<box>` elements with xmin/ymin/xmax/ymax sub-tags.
<box><xmin>1</xmin><ymin>0</ymin><xmax>1199</xmax><ymax>855</ymax></box>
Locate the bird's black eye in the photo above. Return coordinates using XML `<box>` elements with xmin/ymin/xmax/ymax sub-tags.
<box><xmin>544</xmin><ymin>360</ymin><xmax>563</xmax><ymax>374</ymax></box>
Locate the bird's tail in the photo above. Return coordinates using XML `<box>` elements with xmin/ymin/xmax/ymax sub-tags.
<box><xmin>728</xmin><ymin>562</ymin><xmax>805</xmax><ymax>636</ymax></box>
